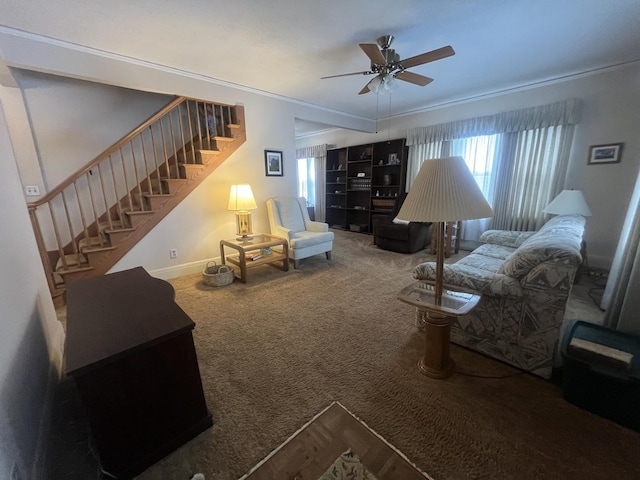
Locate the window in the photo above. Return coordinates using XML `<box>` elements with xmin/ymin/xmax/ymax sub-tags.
<box><xmin>451</xmin><ymin>134</ymin><xmax>499</xmax><ymax>202</ymax></box>
<box><xmin>450</xmin><ymin>135</ymin><xmax>499</xmax><ymax>241</ymax></box>
<box><xmin>297</xmin><ymin>157</ymin><xmax>315</xmax><ymax>206</ymax></box>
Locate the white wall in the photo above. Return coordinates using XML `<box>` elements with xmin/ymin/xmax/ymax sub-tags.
<box><xmin>14</xmin><ymin>70</ymin><xmax>171</xmax><ymax>190</ymax></box>
<box><xmin>297</xmin><ymin>63</ymin><xmax>640</xmax><ymax>270</ymax></box>
<box><xmin>0</xmin><ymin>92</ymin><xmax>64</xmax><ymax>480</ymax></box>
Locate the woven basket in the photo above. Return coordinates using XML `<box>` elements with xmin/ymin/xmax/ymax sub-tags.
<box><xmin>202</xmin><ymin>261</ymin><xmax>234</xmax><ymax>287</ymax></box>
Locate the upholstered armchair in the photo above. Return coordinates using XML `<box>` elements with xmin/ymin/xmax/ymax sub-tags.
<box><xmin>266</xmin><ymin>197</ymin><xmax>334</xmax><ymax>268</ymax></box>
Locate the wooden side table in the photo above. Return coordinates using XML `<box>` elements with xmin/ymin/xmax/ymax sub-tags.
<box><xmin>398</xmin><ymin>281</ymin><xmax>480</xmax><ymax>378</ymax></box>
<box><xmin>220</xmin><ymin>233</ymin><xmax>289</xmax><ymax>283</ymax></box>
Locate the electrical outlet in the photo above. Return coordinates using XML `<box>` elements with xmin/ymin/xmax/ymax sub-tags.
<box><xmin>169</xmin><ymin>248</ymin><xmax>178</xmax><ymax>259</ymax></box>
<box><xmin>25</xmin><ymin>185</ymin><xmax>40</xmax><ymax>196</ymax></box>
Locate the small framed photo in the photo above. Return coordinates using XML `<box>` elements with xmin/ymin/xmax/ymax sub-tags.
<box><xmin>264</xmin><ymin>150</ymin><xmax>283</xmax><ymax>176</ymax></box>
<box><xmin>588</xmin><ymin>143</ymin><xmax>623</xmax><ymax>165</ymax></box>
<box><xmin>388</xmin><ymin>153</ymin><xmax>398</xmax><ymax>165</ymax></box>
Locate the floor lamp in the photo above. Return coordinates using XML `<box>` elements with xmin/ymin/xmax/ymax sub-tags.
<box><xmin>396</xmin><ymin>156</ymin><xmax>493</xmax><ymax>377</ymax></box>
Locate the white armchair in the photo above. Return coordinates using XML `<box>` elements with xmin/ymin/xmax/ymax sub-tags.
<box><xmin>266</xmin><ymin>197</ymin><xmax>334</xmax><ymax>268</ymax></box>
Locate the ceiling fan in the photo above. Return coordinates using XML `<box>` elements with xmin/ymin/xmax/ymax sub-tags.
<box><xmin>321</xmin><ymin>35</ymin><xmax>455</xmax><ymax>95</ymax></box>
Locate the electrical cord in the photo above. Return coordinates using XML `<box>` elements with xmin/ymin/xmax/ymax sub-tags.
<box><xmin>454</xmin><ymin>368</ymin><xmax>526</xmax><ymax>379</ymax></box>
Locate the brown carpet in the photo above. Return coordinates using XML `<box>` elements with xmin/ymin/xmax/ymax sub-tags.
<box><xmin>50</xmin><ymin>229</ymin><xmax>640</xmax><ymax>479</ymax></box>
<box><xmin>130</xmin><ymin>230</ymin><xmax>640</xmax><ymax>480</ymax></box>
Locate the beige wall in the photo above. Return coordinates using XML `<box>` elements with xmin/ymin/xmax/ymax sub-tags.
<box><xmin>297</xmin><ymin>63</ymin><xmax>640</xmax><ymax>270</ymax></box>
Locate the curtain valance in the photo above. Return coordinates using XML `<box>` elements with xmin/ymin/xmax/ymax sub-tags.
<box><xmin>296</xmin><ymin>144</ymin><xmax>328</xmax><ymax>159</ymax></box>
<box><xmin>406</xmin><ymin>99</ymin><xmax>582</xmax><ymax>145</ymax></box>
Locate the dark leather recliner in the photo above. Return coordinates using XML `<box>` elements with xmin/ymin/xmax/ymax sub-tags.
<box><xmin>372</xmin><ymin>193</ymin><xmax>432</xmax><ymax>253</ymax></box>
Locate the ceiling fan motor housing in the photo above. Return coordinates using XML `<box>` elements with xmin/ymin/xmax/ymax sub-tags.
<box><xmin>376</xmin><ymin>35</ymin><xmax>394</xmax><ymax>49</ymax></box>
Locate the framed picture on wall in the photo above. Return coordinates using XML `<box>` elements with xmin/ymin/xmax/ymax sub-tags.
<box><xmin>265</xmin><ymin>150</ymin><xmax>283</xmax><ymax>176</ymax></box>
<box><xmin>588</xmin><ymin>143</ymin><xmax>623</xmax><ymax>165</ymax></box>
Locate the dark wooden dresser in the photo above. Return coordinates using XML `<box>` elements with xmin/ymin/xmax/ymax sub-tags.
<box><xmin>65</xmin><ymin>266</ymin><xmax>212</xmax><ymax>479</ymax></box>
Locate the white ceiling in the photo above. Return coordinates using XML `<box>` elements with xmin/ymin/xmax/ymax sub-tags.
<box><xmin>2</xmin><ymin>0</ymin><xmax>640</xmax><ymax>136</ymax></box>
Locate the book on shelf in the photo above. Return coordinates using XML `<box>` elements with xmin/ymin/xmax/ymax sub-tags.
<box><xmin>245</xmin><ymin>253</ymin><xmax>262</xmax><ymax>261</ymax></box>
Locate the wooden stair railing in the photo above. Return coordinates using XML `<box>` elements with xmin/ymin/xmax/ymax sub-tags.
<box><xmin>27</xmin><ymin>96</ymin><xmax>246</xmax><ymax>304</ymax></box>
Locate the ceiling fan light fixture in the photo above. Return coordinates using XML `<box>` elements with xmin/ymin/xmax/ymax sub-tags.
<box><xmin>370</xmin><ymin>73</ymin><xmax>397</xmax><ymax>95</ymax></box>
<box><xmin>369</xmin><ymin>75</ymin><xmax>382</xmax><ymax>93</ymax></box>
<box><xmin>382</xmin><ymin>74</ymin><xmax>398</xmax><ymax>93</ymax></box>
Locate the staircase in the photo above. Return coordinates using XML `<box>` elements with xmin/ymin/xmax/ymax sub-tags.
<box><xmin>27</xmin><ymin>96</ymin><xmax>246</xmax><ymax>306</ymax></box>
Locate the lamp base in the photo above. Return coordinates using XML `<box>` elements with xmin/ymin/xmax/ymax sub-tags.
<box><xmin>418</xmin><ymin>310</ymin><xmax>455</xmax><ymax>379</ymax></box>
<box><xmin>235</xmin><ymin>235</ymin><xmax>253</xmax><ymax>243</ymax></box>
<box><xmin>235</xmin><ymin>211</ymin><xmax>253</xmax><ymax>240</ymax></box>
<box><xmin>419</xmin><ymin>357</ymin><xmax>455</xmax><ymax>379</ymax></box>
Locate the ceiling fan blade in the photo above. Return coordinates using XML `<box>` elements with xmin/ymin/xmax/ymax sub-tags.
<box><xmin>399</xmin><ymin>45</ymin><xmax>455</xmax><ymax>69</ymax></box>
<box><xmin>359</xmin><ymin>43</ymin><xmax>386</xmax><ymax>65</ymax></box>
<box><xmin>395</xmin><ymin>71</ymin><xmax>434</xmax><ymax>87</ymax></box>
<box><xmin>321</xmin><ymin>70</ymin><xmax>372</xmax><ymax>79</ymax></box>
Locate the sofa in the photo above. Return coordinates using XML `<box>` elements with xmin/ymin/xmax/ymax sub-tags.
<box><xmin>412</xmin><ymin>214</ymin><xmax>586</xmax><ymax>378</ymax></box>
<box><xmin>373</xmin><ymin>193</ymin><xmax>432</xmax><ymax>253</ymax></box>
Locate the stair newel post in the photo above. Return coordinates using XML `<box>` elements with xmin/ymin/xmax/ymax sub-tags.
<box><xmin>49</xmin><ymin>199</ymin><xmax>68</xmax><ymax>272</ymax></box>
<box><xmin>28</xmin><ymin>204</ymin><xmax>57</xmax><ymax>293</ymax></box>
<box><xmin>60</xmin><ymin>189</ymin><xmax>83</xmax><ymax>265</ymax></box>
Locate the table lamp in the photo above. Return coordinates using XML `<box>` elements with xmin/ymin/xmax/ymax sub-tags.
<box><xmin>228</xmin><ymin>184</ymin><xmax>257</xmax><ymax>240</ymax></box>
<box><xmin>543</xmin><ymin>189</ymin><xmax>592</xmax><ymax>281</ymax></box>
<box><xmin>397</xmin><ymin>156</ymin><xmax>494</xmax><ymax>302</ymax></box>
<box><xmin>543</xmin><ymin>189</ymin><xmax>592</xmax><ymax>217</ymax></box>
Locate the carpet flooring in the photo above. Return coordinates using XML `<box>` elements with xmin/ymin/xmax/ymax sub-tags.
<box><xmin>47</xmin><ymin>230</ymin><xmax>639</xmax><ymax>480</ymax></box>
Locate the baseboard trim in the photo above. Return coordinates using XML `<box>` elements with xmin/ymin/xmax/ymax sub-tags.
<box><xmin>148</xmin><ymin>256</ymin><xmax>222</xmax><ymax>281</ymax></box>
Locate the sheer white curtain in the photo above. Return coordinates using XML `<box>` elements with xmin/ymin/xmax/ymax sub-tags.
<box><xmin>406</xmin><ymin>140</ymin><xmax>447</xmax><ymax>191</ymax></box>
<box><xmin>450</xmin><ymin>135</ymin><xmax>498</xmax><ymax>240</ymax></box>
<box><xmin>601</xmin><ymin>171</ymin><xmax>640</xmax><ymax>335</ymax></box>
<box><xmin>491</xmin><ymin>124</ymin><xmax>573</xmax><ymax>231</ymax></box>
<box><xmin>296</xmin><ymin>144</ymin><xmax>328</xmax><ymax>221</ymax></box>
<box><xmin>406</xmin><ymin>99</ymin><xmax>581</xmax><ymax>240</ymax></box>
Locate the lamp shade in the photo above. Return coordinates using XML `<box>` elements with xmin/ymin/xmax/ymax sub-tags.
<box><xmin>543</xmin><ymin>189</ymin><xmax>592</xmax><ymax>216</ymax></box>
<box><xmin>396</xmin><ymin>156</ymin><xmax>494</xmax><ymax>222</ymax></box>
<box><xmin>228</xmin><ymin>184</ymin><xmax>257</xmax><ymax>211</ymax></box>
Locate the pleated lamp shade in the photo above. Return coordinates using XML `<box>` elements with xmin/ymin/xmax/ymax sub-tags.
<box><xmin>543</xmin><ymin>190</ymin><xmax>592</xmax><ymax>216</ymax></box>
<box><xmin>228</xmin><ymin>184</ymin><xmax>257</xmax><ymax>239</ymax></box>
<box><xmin>397</xmin><ymin>156</ymin><xmax>494</xmax><ymax>222</ymax></box>
<box><xmin>227</xmin><ymin>184</ymin><xmax>257</xmax><ymax>211</ymax></box>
